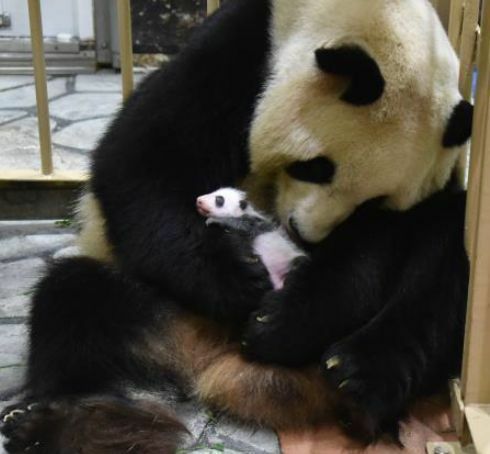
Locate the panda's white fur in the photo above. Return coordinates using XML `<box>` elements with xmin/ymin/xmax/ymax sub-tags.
<box><xmin>250</xmin><ymin>0</ymin><xmax>465</xmax><ymax>242</ymax></box>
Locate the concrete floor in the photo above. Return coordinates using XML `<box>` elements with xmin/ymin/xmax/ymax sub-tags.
<box><xmin>0</xmin><ymin>72</ymin><xmax>280</xmax><ymax>453</ymax></box>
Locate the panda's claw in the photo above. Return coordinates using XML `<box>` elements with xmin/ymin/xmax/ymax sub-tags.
<box><xmin>325</xmin><ymin>355</ymin><xmax>341</xmax><ymax>370</ymax></box>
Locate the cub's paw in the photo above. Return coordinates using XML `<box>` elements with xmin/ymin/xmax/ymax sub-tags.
<box><xmin>1</xmin><ymin>401</ymin><xmax>64</xmax><ymax>453</ymax></box>
<box><xmin>321</xmin><ymin>336</ymin><xmax>408</xmax><ymax>444</ymax></box>
<box><xmin>241</xmin><ymin>293</ymin><xmax>321</xmax><ymax>366</ymax></box>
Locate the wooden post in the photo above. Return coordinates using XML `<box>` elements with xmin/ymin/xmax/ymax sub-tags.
<box><xmin>27</xmin><ymin>0</ymin><xmax>53</xmax><ymax>176</ymax></box>
<box><xmin>458</xmin><ymin>0</ymin><xmax>479</xmax><ymax>99</ymax></box>
<box><xmin>461</xmin><ymin>0</ymin><xmax>490</xmax><ymax>407</ymax></box>
<box><xmin>207</xmin><ymin>0</ymin><xmax>220</xmax><ymax>15</ymax></box>
<box><xmin>449</xmin><ymin>0</ymin><xmax>465</xmax><ymax>51</ymax></box>
<box><xmin>117</xmin><ymin>0</ymin><xmax>134</xmax><ymax>100</ymax></box>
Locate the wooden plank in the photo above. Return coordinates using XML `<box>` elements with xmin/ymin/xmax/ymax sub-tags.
<box><xmin>449</xmin><ymin>0</ymin><xmax>465</xmax><ymax>51</ymax></box>
<box><xmin>461</xmin><ymin>0</ymin><xmax>490</xmax><ymax>406</ymax></box>
<box><xmin>458</xmin><ymin>0</ymin><xmax>479</xmax><ymax>98</ymax></box>
<box><xmin>207</xmin><ymin>0</ymin><xmax>220</xmax><ymax>15</ymax></box>
<box><xmin>117</xmin><ymin>0</ymin><xmax>134</xmax><ymax>100</ymax></box>
<box><xmin>465</xmin><ymin>405</ymin><xmax>490</xmax><ymax>454</ymax></box>
<box><xmin>0</xmin><ymin>170</ymin><xmax>87</xmax><ymax>186</ymax></box>
<box><xmin>27</xmin><ymin>0</ymin><xmax>53</xmax><ymax>176</ymax></box>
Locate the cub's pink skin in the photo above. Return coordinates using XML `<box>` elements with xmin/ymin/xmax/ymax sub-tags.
<box><xmin>196</xmin><ymin>187</ymin><xmax>306</xmax><ymax>289</ymax></box>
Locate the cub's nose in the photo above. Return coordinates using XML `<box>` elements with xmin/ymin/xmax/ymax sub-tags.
<box><xmin>196</xmin><ymin>197</ymin><xmax>204</xmax><ymax>207</ymax></box>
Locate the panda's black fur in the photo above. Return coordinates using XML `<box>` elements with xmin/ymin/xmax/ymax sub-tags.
<box><xmin>0</xmin><ymin>0</ymin><xmax>472</xmax><ymax>452</ymax></box>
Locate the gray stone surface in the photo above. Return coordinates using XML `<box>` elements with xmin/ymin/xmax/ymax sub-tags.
<box><xmin>52</xmin><ymin>117</ymin><xmax>112</xmax><ymax>151</ymax></box>
<box><xmin>0</xmin><ymin>78</ymin><xmax>67</xmax><ymax>108</ymax></box>
<box><xmin>0</xmin><ymin>75</ymin><xmax>34</xmax><ymax>91</ymax></box>
<box><xmin>49</xmin><ymin>93</ymin><xmax>121</xmax><ymax>121</ymax></box>
<box><xmin>0</xmin><ymin>325</ymin><xmax>27</xmax><ymax>370</ymax></box>
<box><xmin>0</xmin><ymin>110</ymin><xmax>26</xmax><ymax>124</ymax></box>
<box><xmin>0</xmin><ymin>234</ymin><xmax>76</xmax><ymax>261</ymax></box>
<box><xmin>0</xmin><ymin>258</ymin><xmax>45</xmax><ymax>318</ymax></box>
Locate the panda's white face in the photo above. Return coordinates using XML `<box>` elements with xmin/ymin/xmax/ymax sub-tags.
<box><xmin>250</xmin><ymin>0</ymin><xmax>472</xmax><ymax>243</ymax></box>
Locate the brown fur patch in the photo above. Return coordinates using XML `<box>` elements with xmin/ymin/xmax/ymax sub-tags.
<box><xmin>159</xmin><ymin>314</ymin><xmax>336</xmax><ymax>430</ymax></box>
<box><xmin>196</xmin><ymin>353</ymin><xmax>334</xmax><ymax>429</ymax></box>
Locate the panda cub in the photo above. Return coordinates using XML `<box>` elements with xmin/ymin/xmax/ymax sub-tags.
<box><xmin>196</xmin><ymin>187</ymin><xmax>306</xmax><ymax>289</ymax></box>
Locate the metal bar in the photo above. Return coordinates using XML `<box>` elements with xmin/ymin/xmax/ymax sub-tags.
<box><xmin>27</xmin><ymin>0</ymin><xmax>53</xmax><ymax>176</ymax></box>
<box><xmin>461</xmin><ymin>0</ymin><xmax>490</xmax><ymax>406</ymax></box>
<box><xmin>117</xmin><ymin>0</ymin><xmax>134</xmax><ymax>100</ymax></box>
<box><xmin>207</xmin><ymin>0</ymin><xmax>220</xmax><ymax>15</ymax></box>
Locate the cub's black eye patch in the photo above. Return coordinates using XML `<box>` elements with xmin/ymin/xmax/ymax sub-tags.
<box><xmin>286</xmin><ymin>157</ymin><xmax>336</xmax><ymax>184</ymax></box>
<box><xmin>215</xmin><ymin>195</ymin><xmax>225</xmax><ymax>207</ymax></box>
<box><xmin>239</xmin><ymin>200</ymin><xmax>248</xmax><ymax>210</ymax></box>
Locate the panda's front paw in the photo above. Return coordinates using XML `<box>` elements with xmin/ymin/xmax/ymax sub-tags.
<box><xmin>241</xmin><ymin>292</ymin><xmax>322</xmax><ymax>366</ymax></box>
<box><xmin>321</xmin><ymin>335</ymin><xmax>409</xmax><ymax>444</ymax></box>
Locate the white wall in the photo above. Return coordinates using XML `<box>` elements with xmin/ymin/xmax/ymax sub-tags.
<box><xmin>0</xmin><ymin>0</ymin><xmax>94</xmax><ymax>40</ymax></box>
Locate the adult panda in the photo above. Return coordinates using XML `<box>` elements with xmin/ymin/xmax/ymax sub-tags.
<box><xmin>0</xmin><ymin>0</ymin><xmax>473</xmax><ymax>452</ymax></box>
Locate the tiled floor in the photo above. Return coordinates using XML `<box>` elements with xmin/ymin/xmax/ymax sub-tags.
<box><xmin>0</xmin><ymin>71</ymin><xmax>148</xmax><ymax>173</ymax></box>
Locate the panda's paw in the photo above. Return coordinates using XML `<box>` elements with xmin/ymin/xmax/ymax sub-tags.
<box><xmin>0</xmin><ymin>400</ymin><xmax>63</xmax><ymax>453</ymax></box>
<box><xmin>240</xmin><ymin>293</ymin><xmax>319</xmax><ymax>366</ymax></box>
<box><xmin>321</xmin><ymin>337</ymin><xmax>406</xmax><ymax>444</ymax></box>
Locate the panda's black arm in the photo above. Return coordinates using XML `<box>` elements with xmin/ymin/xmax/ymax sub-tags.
<box><xmin>241</xmin><ymin>199</ymin><xmax>401</xmax><ymax>364</ymax></box>
<box><xmin>320</xmin><ymin>191</ymin><xmax>469</xmax><ymax>440</ymax></box>
<box><xmin>242</xmin><ymin>190</ymin><xmax>468</xmax><ymax>373</ymax></box>
<box><xmin>90</xmin><ymin>0</ymin><xmax>273</xmax><ymax>322</ymax></box>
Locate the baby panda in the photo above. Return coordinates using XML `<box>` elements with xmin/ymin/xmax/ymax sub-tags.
<box><xmin>196</xmin><ymin>187</ymin><xmax>306</xmax><ymax>289</ymax></box>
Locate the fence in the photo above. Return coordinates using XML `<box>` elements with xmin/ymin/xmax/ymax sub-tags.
<box><xmin>0</xmin><ymin>0</ymin><xmax>220</xmax><ymax>185</ymax></box>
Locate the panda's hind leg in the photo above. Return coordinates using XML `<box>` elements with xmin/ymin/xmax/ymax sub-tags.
<box><xmin>1</xmin><ymin>257</ymin><xmax>186</xmax><ymax>453</ymax></box>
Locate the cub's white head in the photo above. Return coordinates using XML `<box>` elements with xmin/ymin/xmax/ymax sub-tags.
<box><xmin>196</xmin><ymin>188</ymin><xmax>254</xmax><ymax>218</ymax></box>
<box><xmin>250</xmin><ymin>0</ymin><xmax>473</xmax><ymax>243</ymax></box>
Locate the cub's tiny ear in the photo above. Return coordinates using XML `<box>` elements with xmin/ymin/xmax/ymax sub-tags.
<box><xmin>315</xmin><ymin>45</ymin><xmax>385</xmax><ymax>106</ymax></box>
<box><xmin>443</xmin><ymin>100</ymin><xmax>474</xmax><ymax>148</ymax></box>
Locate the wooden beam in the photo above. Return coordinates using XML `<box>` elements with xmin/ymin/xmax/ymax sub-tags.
<box><xmin>462</xmin><ymin>0</ymin><xmax>490</xmax><ymax>406</ymax></box>
<box><xmin>0</xmin><ymin>170</ymin><xmax>87</xmax><ymax>187</ymax></box>
<box><xmin>465</xmin><ymin>405</ymin><xmax>490</xmax><ymax>453</ymax></box>
<box><xmin>207</xmin><ymin>0</ymin><xmax>220</xmax><ymax>15</ymax></box>
<box><xmin>458</xmin><ymin>0</ymin><xmax>479</xmax><ymax>98</ymax></box>
<box><xmin>117</xmin><ymin>0</ymin><xmax>134</xmax><ymax>100</ymax></box>
<box><xmin>27</xmin><ymin>0</ymin><xmax>53</xmax><ymax>176</ymax></box>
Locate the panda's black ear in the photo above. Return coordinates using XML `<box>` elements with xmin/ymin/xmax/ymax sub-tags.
<box><xmin>315</xmin><ymin>45</ymin><xmax>385</xmax><ymax>106</ymax></box>
<box><xmin>443</xmin><ymin>100</ymin><xmax>474</xmax><ymax>148</ymax></box>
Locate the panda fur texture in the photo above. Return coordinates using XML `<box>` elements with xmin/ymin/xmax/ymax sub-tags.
<box><xmin>0</xmin><ymin>0</ymin><xmax>473</xmax><ymax>452</ymax></box>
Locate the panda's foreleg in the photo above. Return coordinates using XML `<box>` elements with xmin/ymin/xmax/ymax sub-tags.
<box><xmin>1</xmin><ymin>257</ymin><xmax>187</xmax><ymax>453</ymax></box>
<box><xmin>320</xmin><ymin>202</ymin><xmax>469</xmax><ymax>443</ymax></box>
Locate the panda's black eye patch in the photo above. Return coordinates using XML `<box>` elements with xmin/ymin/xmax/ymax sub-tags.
<box><xmin>215</xmin><ymin>195</ymin><xmax>225</xmax><ymax>207</ymax></box>
<box><xmin>286</xmin><ymin>157</ymin><xmax>336</xmax><ymax>184</ymax></box>
<box><xmin>239</xmin><ymin>200</ymin><xmax>248</xmax><ymax>210</ymax></box>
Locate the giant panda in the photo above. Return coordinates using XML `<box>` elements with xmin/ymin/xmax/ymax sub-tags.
<box><xmin>0</xmin><ymin>0</ymin><xmax>473</xmax><ymax>452</ymax></box>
